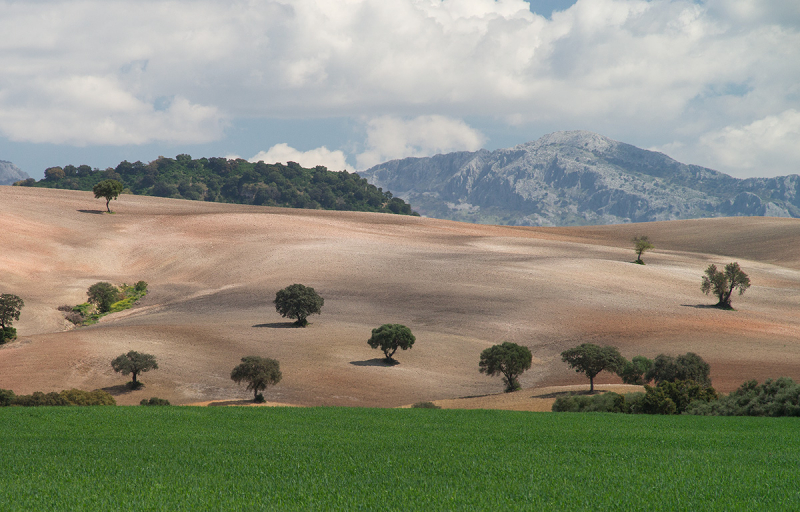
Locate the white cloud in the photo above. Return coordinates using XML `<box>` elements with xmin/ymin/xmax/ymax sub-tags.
<box><xmin>0</xmin><ymin>0</ymin><xmax>797</xmax><ymax>176</ymax></box>
<box><xmin>250</xmin><ymin>143</ymin><xmax>351</xmax><ymax>171</ymax></box>
<box><xmin>356</xmin><ymin>115</ymin><xmax>486</xmax><ymax>169</ymax></box>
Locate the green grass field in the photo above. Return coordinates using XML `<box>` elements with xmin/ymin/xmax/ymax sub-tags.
<box><xmin>1</xmin><ymin>407</ymin><xmax>798</xmax><ymax>510</ymax></box>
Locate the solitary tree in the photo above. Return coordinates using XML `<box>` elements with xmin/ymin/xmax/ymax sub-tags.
<box><xmin>93</xmin><ymin>179</ymin><xmax>124</xmax><ymax>213</ymax></box>
<box><xmin>561</xmin><ymin>343</ymin><xmax>625</xmax><ymax>393</ymax></box>
<box><xmin>478</xmin><ymin>342</ymin><xmax>533</xmax><ymax>392</ymax></box>
<box><xmin>274</xmin><ymin>284</ymin><xmax>324</xmax><ymax>327</ymax></box>
<box><xmin>632</xmin><ymin>235</ymin><xmax>654</xmax><ymax>264</ymax></box>
<box><xmin>368</xmin><ymin>324</ymin><xmax>416</xmax><ymax>363</ymax></box>
<box><xmin>230</xmin><ymin>356</ymin><xmax>282</xmax><ymax>401</ymax></box>
<box><xmin>701</xmin><ymin>262</ymin><xmax>750</xmax><ymax>309</ymax></box>
<box><xmin>111</xmin><ymin>351</ymin><xmax>159</xmax><ymax>387</ymax></box>
<box><xmin>87</xmin><ymin>282</ymin><xmax>121</xmax><ymax>313</ymax></box>
<box><xmin>0</xmin><ymin>293</ymin><xmax>24</xmax><ymax>342</ymax></box>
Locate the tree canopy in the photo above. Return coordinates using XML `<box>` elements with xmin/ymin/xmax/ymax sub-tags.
<box><xmin>93</xmin><ymin>179</ymin><xmax>124</xmax><ymax>212</ymax></box>
<box><xmin>367</xmin><ymin>324</ymin><xmax>416</xmax><ymax>363</ymax></box>
<box><xmin>20</xmin><ymin>155</ymin><xmax>417</xmax><ymax>216</ymax></box>
<box><xmin>478</xmin><ymin>342</ymin><xmax>533</xmax><ymax>392</ymax></box>
<box><xmin>87</xmin><ymin>282</ymin><xmax>121</xmax><ymax>313</ymax></box>
<box><xmin>230</xmin><ymin>356</ymin><xmax>282</xmax><ymax>400</ymax></box>
<box><xmin>561</xmin><ymin>343</ymin><xmax>625</xmax><ymax>392</ymax></box>
<box><xmin>632</xmin><ymin>235</ymin><xmax>654</xmax><ymax>264</ymax></box>
<box><xmin>0</xmin><ymin>293</ymin><xmax>24</xmax><ymax>343</ymax></box>
<box><xmin>274</xmin><ymin>284</ymin><xmax>324</xmax><ymax>327</ymax></box>
<box><xmin>701</xmin><ymin>262</ymin><xmax>750</xmax><ymax>308</ymax></box>
<box><xmin>111</xmin><ymin>351</ymin><xmax>159</xmax><ymax>386</ymax></box>
<box><xmin>645</xmin><ymin>352</ymin><xmax>712</xmax><ymax>387</ymax></box>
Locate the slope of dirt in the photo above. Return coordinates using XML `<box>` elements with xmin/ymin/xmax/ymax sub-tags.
<box><xmin>1</xmin><ymin>187</ymin><xmax>799</xmax><ymax>406</ymax></box>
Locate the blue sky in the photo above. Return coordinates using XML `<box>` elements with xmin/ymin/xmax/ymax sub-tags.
<box><xmin>1</xmin><ymin>0</ymin><xmax>798</xmax><ymax>180</ymax></box>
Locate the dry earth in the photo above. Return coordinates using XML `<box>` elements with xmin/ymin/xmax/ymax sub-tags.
<box><xmin>1</xmin><ymin>187</ymin><xmax>799</xmax><ymax>407</ymax></box>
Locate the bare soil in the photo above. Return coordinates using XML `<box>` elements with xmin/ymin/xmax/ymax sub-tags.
<box><xmin>2</xmin><ymin>187</ymin><xmax>799</xmax><ymax>407</ymax></box>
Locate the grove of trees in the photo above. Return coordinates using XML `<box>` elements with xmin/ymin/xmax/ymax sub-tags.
<box><xmin>274</xmin><ymin>284</ymin><xmax>324</xmax><ymax>327</ymax></box>
<box><xmin>478</xmin><ymin>342</ymin><xmax>533</xmax><ymax>392</ymax></box>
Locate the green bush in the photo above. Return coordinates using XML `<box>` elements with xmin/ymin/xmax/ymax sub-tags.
<box><xmin>634</xmin><ymin>380</ymin><xmax>717</xmax><ymax>415</ymax></box>
<box><xmin>0</xmin><ymin>326</ymin><xmax>17</xmax><ymax>343</ymax></box>
<box><xmin>59</xmin><ymin>389</ymin><xmax>116</xmax><ymax>406</ymax></box>
<box><xmin>12</xmin><ymin>391</ymin><xmax>71</xmax><ymax>407</ymax></box>
<box><xmin>411</xmin><ymin>401</ymin><xmax>441</xmax><ymax>409</ymax></box>
<box><xmin>552</xmin><ymin>392</ymin><xmax>630</xmax><ymax>413</ymax></box>
<box><xmin>140</xmin><ymin>397</ymin><xmax>171</xmax><ymax>406</ymax></box>
<box><xmin>134</xmin><ymin>281</ymin><xmax>148</xmax><ymax>293</ymax></box>
<box><xmin>688</xmin><ymin>377</ymin><xmax>800</xmax><ymax>417</ymax></box>
<box><xmin>0</xmin><ymin>389</ymin><xmax>15</xmax><ymax>406</ymax></box>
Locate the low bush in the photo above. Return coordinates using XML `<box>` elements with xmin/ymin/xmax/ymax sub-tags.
<box><xmin>552</xmin><ymin>392</ymin><xmax>630</xmax><ymax>413</ymax></box>
<box><xmin>0</xmin><ymin>389</ymin><xmax>15</xmax><ymax>406</ymax></box>
<box><xmin>64</xmin><ymin>311</ymin><xmax>84</xmax><ymax>324</ymax></box>
<box><xmin>634</xmin><ymin>380</ymin><xmax>717</xmax><ymax>415</ymax></box>
<box><xmin>140</xmin><ymin>397</ymin><xmax>170</xmax><ymax>406</ymax></box>
<box><xmin>59</xmin><ymin>389</ymin><xmax>116</xmax><ymax>406</ymax></box>
<box><xmin>688</xmin><ymin>377</ymin><xmax>800</xmax><ymax>417</ymax></box>
<box><xmin>1</xmin><ymin>388</ymin><xmax>116</xmax><ymax>406</ymax></box>
<box><xmin>57</xmin><ymin>304</ymin><xmax>74</xmax><ymax>312</ymax></box>
<box><xmin>411</xmin><ymin>401</ymin><xmax>441</xmax><ymax>409</ymax></box>
<box><xmin>0</xmin><ymin>326</ymin><xmax>17</xmax><ymax>344</ymax></box>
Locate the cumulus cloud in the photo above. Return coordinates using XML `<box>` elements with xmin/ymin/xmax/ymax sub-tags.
<box><xmin>250</xmin><ymin>144</ymin><xmax>352</xmax><ymax>171</ymax></box>
<box><xmin>0</xmin><ymin>0</ymin><xmax>798</xmax><ymax>176</ymax></box>
<box><xmin>356</xmin><ymin>115</ymin><xmax>486</xmax><ymax>170</ymax></box>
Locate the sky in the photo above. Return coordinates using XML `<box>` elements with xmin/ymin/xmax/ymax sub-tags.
<box><xmin>0</xmin><ymin>0</ymin><xmax>798</xmax><ymax>180</ymax></box>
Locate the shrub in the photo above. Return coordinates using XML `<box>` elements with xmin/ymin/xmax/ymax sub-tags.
<box><xmin>634</xmin><ymin>380</ymin><xmax>717</xmax><ymax>415</ymax></box>
<box><xmin>57</xmin><ymin>304</ymin><xmax>74</xmax><ymax>312</ymax></box>
<box><xmin>59</xmin><ymin>389</ymin><xmax>116</xmax><ymax>406</ymax></box>
<box><xmin>64</xmin><ymin>311</ymin><xmax>84</xmax><ymax>325</ymax></box>
<box><xmin>411</xmin><ymin>401</ymin><xmax>441</xmax><ymax>409</ymax></box>
<box><xmin>0</xmin><ymin>326</ymin><xmax>17</xmax><ymax>343</ymax></box>
<box><xmin>688</xmin><ymin>377</ymin><xmax>800</xmax><ymax>417</ymax></box>
<box><xmin>140</xmin><ymin>397</ymin><xmax>171</xmax><ymax>406</ymax></box>
<box><xmin>12</xmin><ymin>391</ymin><xmax>71</xmax><ymax>407</ymax></box>
<box><xmin>0</xmin><ymin>388</ymin><xmax>15</xmax><ymax>406</ymax></box>
<box><xmin>552</xmin><ymin>392</ymin><xmax>629</xmax><ymax>413</ymax></box>
<box><xmin>134</xmin><ymin>281</ymin><xmax>148</xmax><ymax>293</ymax></box>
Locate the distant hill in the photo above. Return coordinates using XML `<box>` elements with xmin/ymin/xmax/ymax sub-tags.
<box><xmin>15</xmin><ymin>155</ymin><xmax>416</xmax><ymax>216</ymax></box>
<box><xmin>358</xmin><ymin>131</ymin><xmax>800</xmax><ymax>226</ymax></box>
<box><xmin>0</xmin><ymin>160</ymin><xmax>29</xmax><ymax>186</ymax></box>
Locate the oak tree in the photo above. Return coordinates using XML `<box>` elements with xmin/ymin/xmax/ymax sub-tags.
<box><xmin>111</xmin><ymin>351</ymin><xmax>158</xmax><ymax>387</ymax></box>
<box><xmin>561</xmin><ymin>343</ymin><xmax>625</xmax><ymax>393</ymax></box>
<box><xmin>230</xmin><ymin>356</ymin><xmax>282</xmax><ymax>401</ymax></box>
<box><xmin>701</xmin><ymin>262</ymin><xmax>750</xmax><ymax>308</ymax></box>
<box><xmin>274</xmin><ymin>284</ymin><xmax>324</xmax><ymax>327</ymax></box>
<box><xmin>368</xmin><ymin>324</ymin><xmax>416</xmax><ymax>363</ymax></box>
<box><xmin>479</xmin><ymin>342</ymin><xmax>533</xmax><ymax>392</ymax></box>
<box><xmin>93</xmin><ymin>179</ymin><xmax>124</xmax><ymax>212</ymax></box>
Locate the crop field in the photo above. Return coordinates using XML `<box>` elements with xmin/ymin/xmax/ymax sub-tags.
<box><xmin>1</xmin><ymin>407</ymin><xmax>798</xmax><ymax>510</ymax></box>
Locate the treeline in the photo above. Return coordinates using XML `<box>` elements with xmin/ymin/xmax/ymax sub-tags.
<box><xmin>14</xmin><ymin>155</ymin><xmax>417</xmax><ymax>215</ymax></box>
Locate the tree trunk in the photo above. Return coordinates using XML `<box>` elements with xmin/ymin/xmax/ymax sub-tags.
<box><xmin>132</xmin><ymin>372</ymin><xmax>138</xmax><ymax>384</ymax></box>
<box><xmin>589</xmin><ymin>375</ymin><xmax>594</xmax><ymax>393</ymax></box>
<box><xmin>106</xmin><ymin>198</ymin><xmax>111</xmax><ymax>212</ymax></box>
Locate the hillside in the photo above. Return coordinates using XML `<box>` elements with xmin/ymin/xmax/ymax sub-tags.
<box><xmin>0</xmin><ymin>160</ymin><xmax>28</xmax><ymax>186</ymax></box>
<box><xmin>358</xmin><ymin>130</ymin><xmax>800</xmax><ymax>226</ymax></box>
<box><xmin>14</xmin><ymin>154</ymin><xmax>416</xmax><ymax>216</ymax></box>
<box><xmin>1</xmin><ymin>187</ymin><xmax>799</xmax><ymax>407</ymax></box>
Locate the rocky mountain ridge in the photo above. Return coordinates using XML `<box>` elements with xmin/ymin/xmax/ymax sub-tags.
<box><xmin>358</xmin><ymin>131</ymin><xmax>800</xmax><ymax>226</ymax></box>
<box><xmin>0</xmin><ymin>160</ymin><xmax>29</xmax><ymax>186</ymax></box>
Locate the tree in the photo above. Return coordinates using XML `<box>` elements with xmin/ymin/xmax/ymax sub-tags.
<box><xmin>645</xmin><ymin>352</ymin><xmax>711</xmax><ymax>387</ymax></box>
<box><xmin>561</xmin><ymin>343</ymin><xmax>625</xmax><ymax>393</ymax></box>
<box><xmin>111</xmin><ymin>351</ymin><xmax>158</xmax><ymax>387</ymax></box>
<box><xmin>93</xmin><ymin>179</ymin><xmax>124</xmax><ymax>212</ymax></box>
<box><xmin>87</xmin><ymin>282</ymin><xmax>121</xmax><ymax>313</ymax></box>
<box><xmin>367</xmin><ymin>324</ymin><xmax>416</xmax><ymax>363</ymax></box>
<box><xmin>0</xmin><ymin>293</ymin><xmax>24</xmax><ymax>342</ymax></box>
<box><xmin>230</xmin><ymin>356</ymin><xmax>282</xmax><ymax>401</ymax></box>
<box><xmin>632</xmin><ymin>235</ymin><xmax>654</xmax><ymax>264</ymax></box>
<box><xmin>617</xmin><ymin>355</ymin><xmax>654</xmax><ymax>385</ymax></box>
<box><xmin>478</xmin><ymin>342</ymin><xmax>533</xmax><ymax>392</ymax></box>
<box><xmin>274</xmin><ymin>284</ymin><xmax>324</xmax><ymax>327</ymax></box>
<box><xmin>701</xmin><ymin>262</ymin><xmax>750</xmax><ymax>308</ymax></box>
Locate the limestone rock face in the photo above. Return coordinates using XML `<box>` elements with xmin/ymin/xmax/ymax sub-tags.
<box><xmin>359</xmin><ymin>130</ymin><xmax>800</xmax><ymax>226</ymax></box>
<box><xmin>0</xmin><ymin>161</ymin><xmax>29</xmax><ymax>186</ymax></box>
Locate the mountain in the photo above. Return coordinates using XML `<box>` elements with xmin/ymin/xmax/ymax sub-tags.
<box><xmin>357</xmin><ymin>131</ymin><xmax>800</xmax><ymax>226</ymax></box>
<box><xmin>0</xmin><ymin>160</ymin><xmax>29</xmax><ymax>186</ymax></box>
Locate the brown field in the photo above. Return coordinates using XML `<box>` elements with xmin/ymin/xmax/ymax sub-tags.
<box><xmin>1</xmin><ymin>187</ymin><xmax>799</xmax><ymax>408</ymax></box>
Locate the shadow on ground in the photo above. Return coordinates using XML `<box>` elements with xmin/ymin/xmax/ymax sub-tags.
<box><xmin>252</xmin><ymin>322</ymin><xmax>298</xmax><ymax>328</ymax></box>
<box><xmin>350</xmin><ymin>358</ymin><xmax>399</xmax><ymax>367</ymax></box>
<box><xmin>101</xmin><ymin>383</ymin><xmax>141</xmax><ymax>396</ymax></box>
<box><xmin>77</xmin><ymin>209</ymin><xmax>105</xmax><ymax>215</ymax></box>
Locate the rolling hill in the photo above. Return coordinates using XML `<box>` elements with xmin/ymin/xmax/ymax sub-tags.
<box><xmin>1</xmin><ymin>187</ymin><xmax>799</xmax><ymax>407</ymax></box>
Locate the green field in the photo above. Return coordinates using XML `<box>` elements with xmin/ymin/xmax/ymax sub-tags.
<box><xmin>1</xmin><ymin>407</ymin><xmax>798</xmax><ymax>510</ymax></box>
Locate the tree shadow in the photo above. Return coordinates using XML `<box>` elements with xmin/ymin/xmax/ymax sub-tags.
<box><xmin>252</xmin><ymin>322</ymin><xmax>299</xmax><ymax>328</ymax></box>
<box><xmin>207</xmin><ymin>399</ymin><xmax>257</xmax><ymax>406</ymax></box>
<box><xmin>350</xmin><ymin>358</ymin><xmax>399</xmax><ymax>367</ymax></box>
<box><xmin>77</xmin><ymin>209</ymin><xmax>105</xmax><ymax>215</ymax></box>
<box><xmin>535</xmin><ymin>390</ymin><xmax>601</xmax><ymax>399</ymax></box>
<box><xmin>681</xmin><ymin>304</ymin><xmax>732</xmax><ymax>310</ymax></box>
<box><xmin>101</xmin><ymin>383</ymin><xmax>142</xmax><ymax>396</ymax></box>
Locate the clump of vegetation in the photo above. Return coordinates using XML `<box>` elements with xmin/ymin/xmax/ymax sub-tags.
<box><xmin>688</xmin><ymin>377</ymin><xmax>800</xmax><ymax>416</ymax></box>
<box><xmin>141</xmin><ymin>397</ymin><xmax>171</xmax><ymax>406</ymax></box>
<box><xmin>367</xmin><ymin>324</ymin><xmax>416</xmax><ymax>364</ymax></box>
<box><xmin>61</xmin><ymin>281</ymin><xmax>148</xmax><ymax>326</ymax></box>
<box><xmin>274</xmin><ymin>284</ymin><xmax>324</xmax><ymax>327</ymax></box>
<box><xmin>560</xmin><ymin>343</ymin><xmax>625</xmax><ymax>393</ymax></box>
<box><xmin>16</xmin><ymin>155</ymin><xmax>417</xmax><ymax>215</ymax></box>
<box><xmin>230</xmin><ymin>356</ymin><xmax>282</xmax><ymax>401</ymax></box>
<box><xmin>411</xmin><ymin>401</ymin><xmax>441</xmax><ymax>409</ymax></box>
<box><xmin>111</xmin><ymin>351</ymin><xmax>159</xmax><ymax>389</ymax></box>
<box><xmin>0</xmin><ymin>293</ymin><xmax>24</xmax><ymax>344</ymax></box>
<box><xmin>632</xmin><ymin>235</ymin><xmax>654</xmax><ymax>264</ymax></box>
<box><xmin>701</xmin><ymin>262</ymin><xmax>750</xmax><ymax>309</ymax></box>
<box><xmin>552</xmin><ymin>391</ymin><xmax>630</xmax><ymax>413</ymax></box>
<box><xmin>478</xmin><ymin>341</ymin><xmax>533</xmax><ymax>392</ymax></box>
<box><xmin>0</xmin><ymin>388</ymin><xmax>115</xmax><ymax>406</ymax></box>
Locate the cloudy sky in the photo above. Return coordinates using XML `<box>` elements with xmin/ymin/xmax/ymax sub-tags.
<box><xmin>1</xmin><ymin>0</ymin><xmax>798</xmax><ymax>179</ymax></box>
